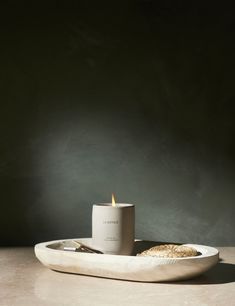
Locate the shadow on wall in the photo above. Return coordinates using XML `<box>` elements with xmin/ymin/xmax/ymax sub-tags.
<box><xmin>0</xmin><ymin>177</ymin><xmax>42</xmax><ymax>245</ymax></box>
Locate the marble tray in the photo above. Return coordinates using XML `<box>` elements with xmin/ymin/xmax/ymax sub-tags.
<box><xmin>34</xmin><ymin>238</ymin><xmax>219</xmax><ymax>282</ymax></box>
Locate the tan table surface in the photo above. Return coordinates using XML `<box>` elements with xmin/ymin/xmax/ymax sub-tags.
<box><xmin>0</xmin><ymin>247</ymin><xmax>234</xmax><ymax>306</ymax></box>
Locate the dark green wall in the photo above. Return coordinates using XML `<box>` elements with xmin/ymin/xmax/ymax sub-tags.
<box><xmin>1</xmin><ymin>2</ymin><xmax>235</xmax><ymax>245</ymax></box>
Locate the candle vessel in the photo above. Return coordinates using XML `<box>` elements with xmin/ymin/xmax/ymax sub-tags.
<box><xmin>92</xmin><ymin>203</ymin><xmax>135</xmax><ymax>255</ymax></box>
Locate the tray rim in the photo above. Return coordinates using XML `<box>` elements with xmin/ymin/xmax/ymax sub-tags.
<box><xmin>35</xmin><ymin>237</ymin><xmax>219</xmax><ymax>261</ymax></box>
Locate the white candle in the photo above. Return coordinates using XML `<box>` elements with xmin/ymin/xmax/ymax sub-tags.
<box><xmin>92</xmin><ymin>194</ymin><xmax>135</xmax><ymax>255</ymax></box>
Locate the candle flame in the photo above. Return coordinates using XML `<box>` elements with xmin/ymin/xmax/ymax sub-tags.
<box><xmin>112</xmin><ymin>193</ymin><xmax>116</xmax><ymax>207</ymax></box>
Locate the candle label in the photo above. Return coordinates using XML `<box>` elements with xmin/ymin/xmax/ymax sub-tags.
<box><xmin>103</xmin><ymin>220</ymin><xmax>119</xmax><ymax>224</ymax></box>
<box><xmin>104</xmin><ymin>236</ymin><xmax>119</xmax><ymax>241</ymax></box>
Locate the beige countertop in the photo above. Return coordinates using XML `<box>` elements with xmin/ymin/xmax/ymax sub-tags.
<box><xmin>0</xmin><ymin>247</ymin><xmax>234</xmax><ymax>306</ymax></box>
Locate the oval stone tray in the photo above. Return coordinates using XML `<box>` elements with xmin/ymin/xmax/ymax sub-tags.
<box><xmin>34</xmin><ymin>238</ymin><xmax>219</xmax><ymax>282</ymax></box>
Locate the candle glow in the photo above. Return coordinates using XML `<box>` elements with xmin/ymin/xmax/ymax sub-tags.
<box><xmin>112</xmin><ymin>193</ymin><xmax>116</xmax><ymax>207</ymax></box>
